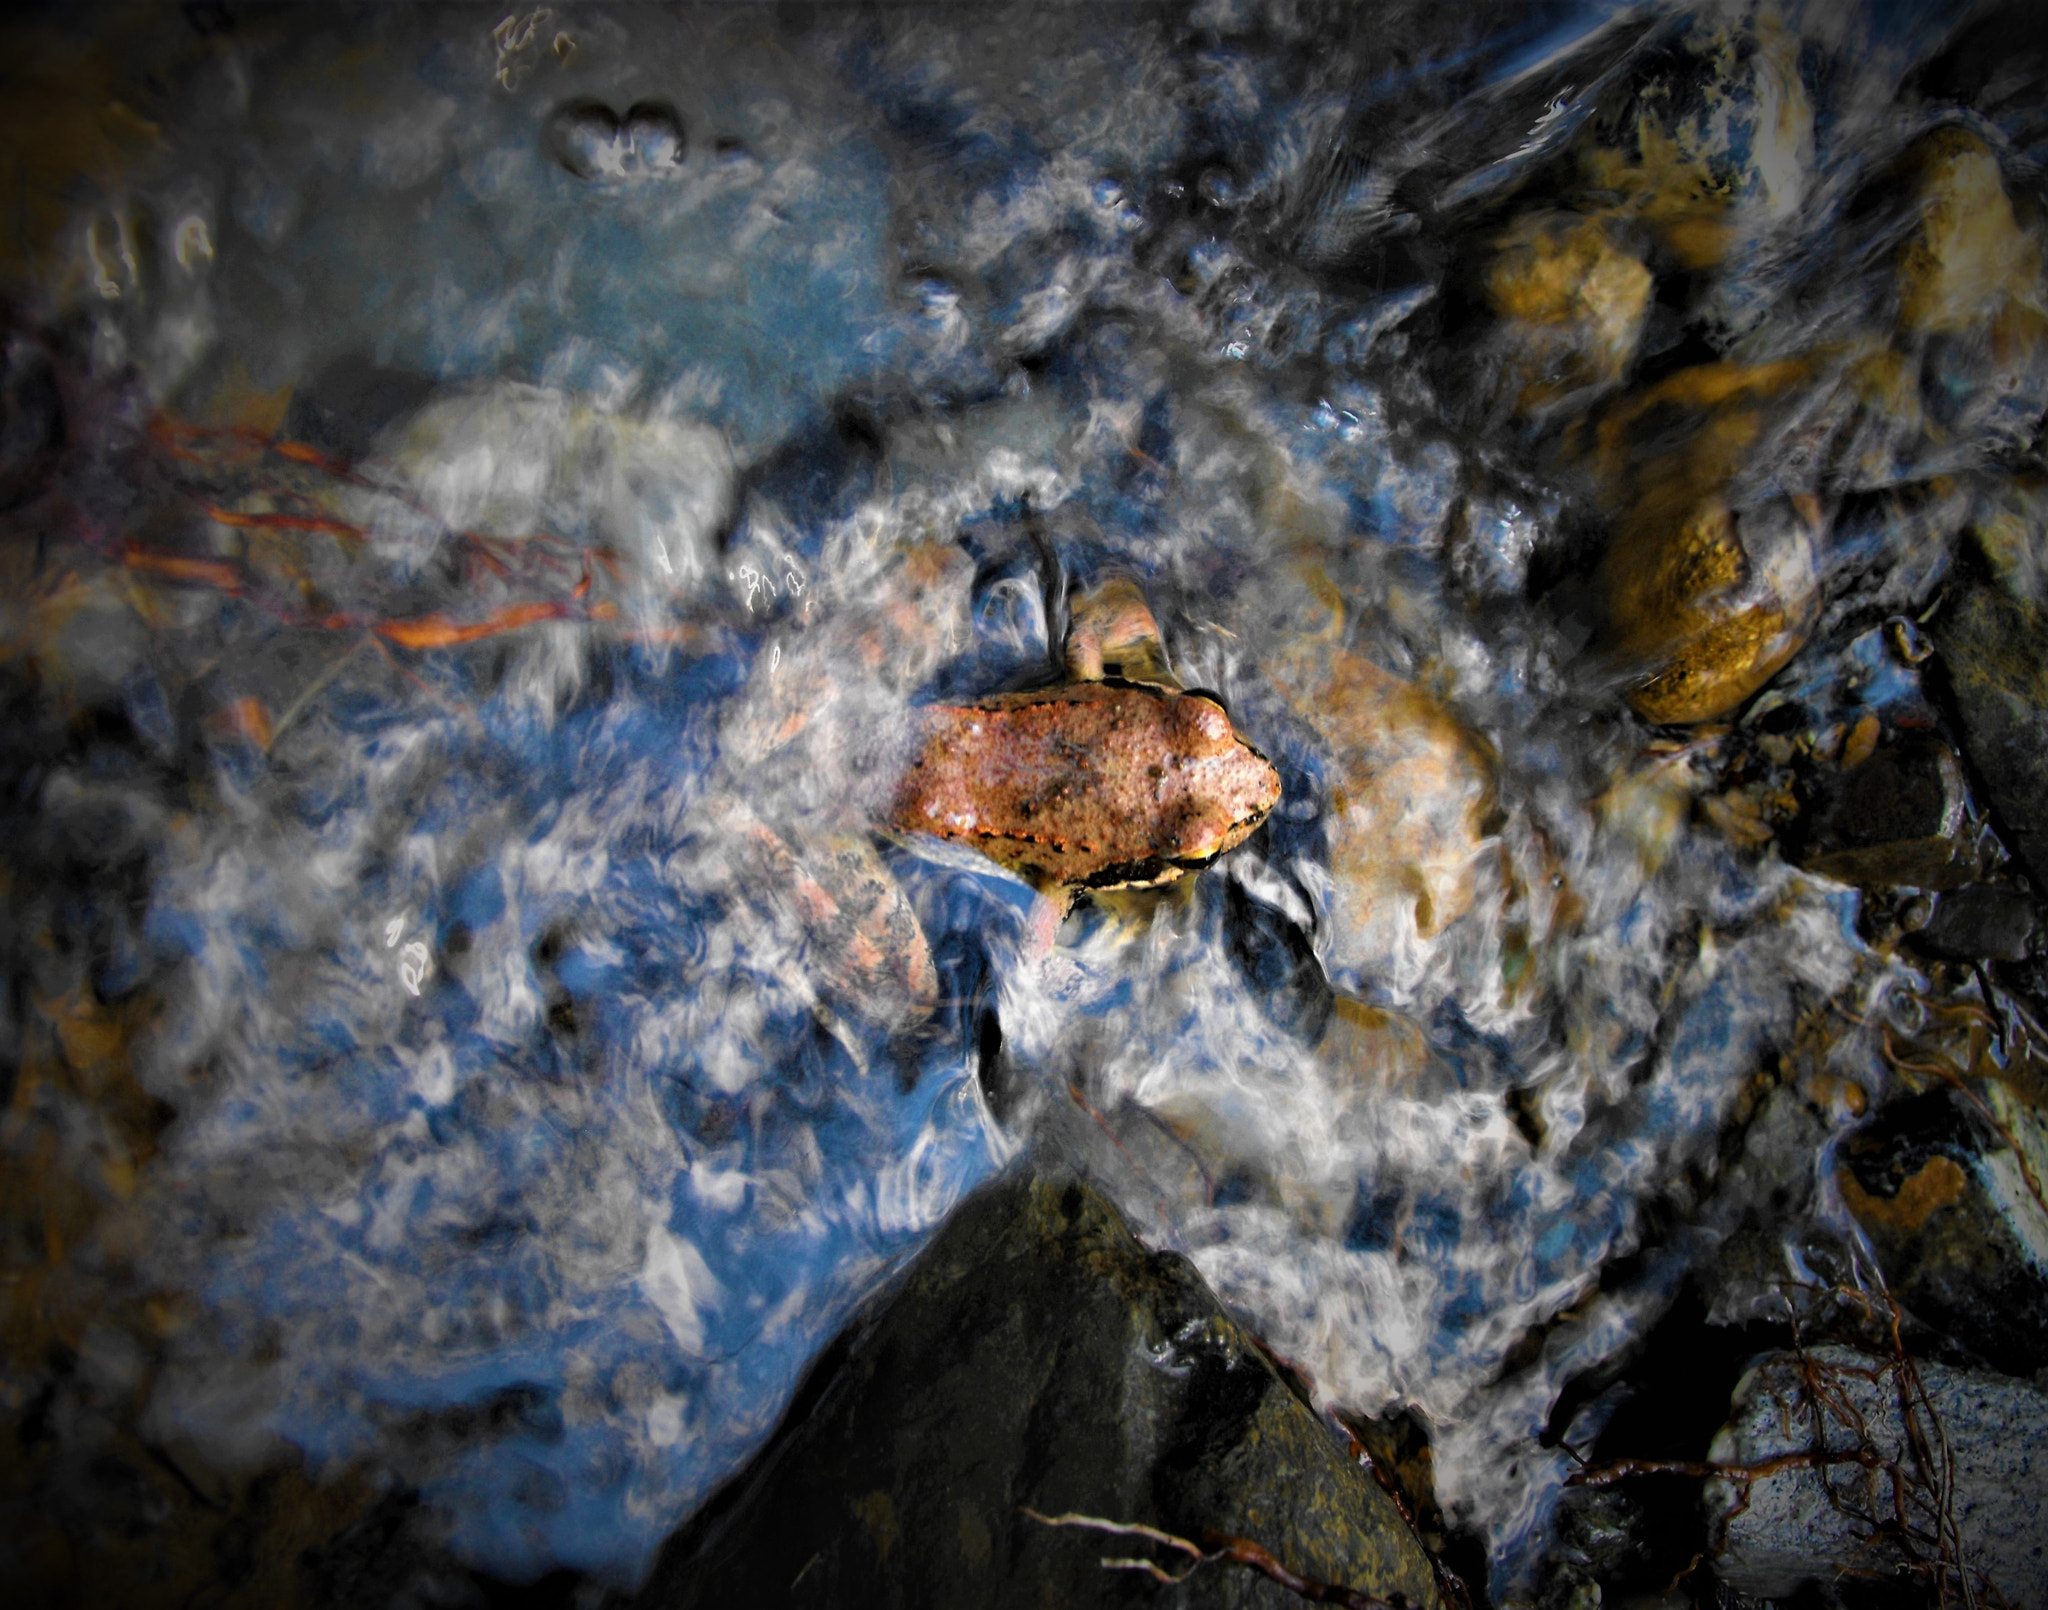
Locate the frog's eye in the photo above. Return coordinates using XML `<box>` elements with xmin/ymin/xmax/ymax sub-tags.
<box><xmin>1170</xmin><ymin>694</ymin><xmax>1234</xmax><ymax>757</ymax></box>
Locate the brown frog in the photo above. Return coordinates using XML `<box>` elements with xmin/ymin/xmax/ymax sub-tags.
<box><xmin>888</xmin><ymin>577</ymin><xmax>1282</xmax><ymax>910</ymax></box>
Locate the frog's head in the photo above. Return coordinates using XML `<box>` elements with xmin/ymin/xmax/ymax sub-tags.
<box><xmin>1150</xmin><ymin>690</ymin><xmax>1282</xmax><ymax>867</ymax></box>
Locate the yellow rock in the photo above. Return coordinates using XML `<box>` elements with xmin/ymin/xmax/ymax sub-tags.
<box><xmin>1270</xmin><ymin>644</ymin><xmax>1494</xmax><ymax>960</ymax></box>
<box><xmin>1573</xmin><ymin>10</ymin><xmax>1812</xmax><ymax>270</ymax></box>
<box><xmin>1599</xmin><ymin>493</ymin><xmax>1819</xmax><ymax>725</ymax></box>
<box><xmin>1580</xmin><ymin>359</ymin><xmax>1822</xmax><ymax>723</ymax></box>
<box><xmin>1481</xmin><ymin>211</ymin><xmax>1653</xmax><ymax>415</ymax></box>
<box><xmin>1896</xmin><ymin>128</ymin><xmax>2045</xmax><ymax>338</ymax></box>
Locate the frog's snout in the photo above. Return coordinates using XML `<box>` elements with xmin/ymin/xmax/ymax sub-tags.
<box><xmin>1252</xmin><ymin>753</ymin><xmax>1282</xmax><ymax>816</ymax></box>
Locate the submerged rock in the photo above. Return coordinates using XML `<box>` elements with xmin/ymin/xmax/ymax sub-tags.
<box><xmin>1478</xmin><ymin>211</ymin><xmax>1652</xmax><ymax>419</ymax></box>
<box><xmin>1572</xmin><ymin>7</ymin><xmax>1812</xmax><ymax>273</ymax></box>
<box><xmin>1838</xmin><ymin>129</ymin><xmax>2048</xmax><ymax>485</ymax></box>
<box><xmin>1834</xmin><ymin>1085</ymin><xmax>2048</xmax><ymax>1378</ymax></box>
<box><xmin>1579</xmin><ymin>355</ymin><xmax>1824</xmax><ymax>723</ymax></box>
<box><xmin>1823</xmin><ymin>129</ymin><xmax>2048</xmax><ymax>490</ymax></box>
<box><xmin>1911</xmin><ymin>881</ymin><xmax>2037</xmax><ymax>962</ymax></box>
<box><xmin>1895</xmin><ymin>128</ymin><xmax>2044</xmax><ymax>343</ymax></box>
<box><xmin>1597</xmin><ymin>485</ymin><xmax>1820</xmax><ymax>725</ymax></box>
<box><xmin>367</xmin><ymin>381</ymin><xmax>737</xmax><ymax>598</ymax></box>
<box><xmin>1933</xmin><ymin>490</ymin><xmax>2048</xmax><ymax>892</ymax></box>
<box><xmin>1706</xmin><ymin>1345</ymin><xmax>2048</xmax><ymax>1609</ymax></box>
<box><xmin>1270</xmin><ymin>645</ymin><xmax>1494</xmax><ymax>964</ymax></box>
<box><xmin>636</xmin><ymin>1169</ymin><xmax>1445</xmax><ymax>1610</ymax></box>
<box><xmin>1794</xmin><ymin>730</ymin><xmax>1975</xmax><ymax>890</ymax></box>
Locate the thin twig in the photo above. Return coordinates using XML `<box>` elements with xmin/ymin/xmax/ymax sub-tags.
<box><xmin>1021</xmin><ymin>1508</ymin><xmax>1420</xmax><ymax>1610</ymax></box>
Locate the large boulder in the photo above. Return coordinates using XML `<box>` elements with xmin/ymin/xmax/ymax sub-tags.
<box><xmin>636</xmin><ymin>1169</ymin><xmax>1445</xmax><ymax>1610</ymax></box>
<box><xmin>1834</xmin><ymin>1085</ymin><xmax>2048</xmax><ymax>1378</ymax></box>
<box><xmin>1933</xmin><ymin>488</ymin><xmax>2048</xmax><ymax>892</ymax></box>
<box><xmin>1706</xmin><ymin>1346</ymin><xmax>2048</xmax><ymax>1609</ymax></box>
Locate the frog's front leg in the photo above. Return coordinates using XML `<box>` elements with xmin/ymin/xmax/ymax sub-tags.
<box><xmin>723</xmin><ymin>800</ymin><xmax>938</xmax><ymax>1035</ymax></box>
<box><xmin>1021</xmin><ymin>885</ymin><xmax>1074</xmax><ymax>963</ymax></box>
<box><xmin>1062</xmin><ymin>574</ymin><xmax>1180</xmax><ymax>688</ymax></box>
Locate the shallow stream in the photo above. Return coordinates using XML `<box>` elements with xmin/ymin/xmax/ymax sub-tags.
<box><xmin>4</xmin><ymin>2</ymin><xmax>2044</xmax><ymax>1602</ymax></box>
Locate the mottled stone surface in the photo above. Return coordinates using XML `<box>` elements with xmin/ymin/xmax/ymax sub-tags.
<box><xmin>635</xmin><ymin>1169</ymin><xmax>1444</xmax><ymax>1610</ymax></box>
<box><xmin>1794</xmin><ymin>732</ymin><xmax>1974</xmax><ymax>891</ymax></box>
<box><xmin>1934</xmin><ymin>568</ymin><xmax>2048</xmax><ymax>894</ymax></box>
<box><xmin>1572</xmin><ymin>10</ymin><xmax>1812</xmax><ymax>272</ymax></box>
<box><xmin>1707</xmin><ymin>1346</ymin><xmax>2048</xmax><ymax>1610</ymax></box>
<box><xmin>1597</xmin><ymin>490</ymin><xmax>1819</xmax><ymax>725</ymax></box>
<box><xmin>1582</xmin><ymin>360</ymin><xmax>1821</xmax><ymax>724</ymax></box>
<box><xmin>1834</xmin><ymin>1086</ymin><xmax>2048</xmax><ymax>1378</ymax></box>
<box><xmin>1268</xmin><ymin>645</ymin><xmax>1493</xmax><ymax>962</ymax></box>
<box><xmin>1479</xmin><ymin>211</ymin><xmax>1651</xmax><ymax>418</ymax></box>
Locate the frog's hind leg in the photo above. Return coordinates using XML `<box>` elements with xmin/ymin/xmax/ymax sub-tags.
<box><xmin>1021</xmin><ymin>886</ymin><xmax>1074</xmax><ymax>962</ymax></box>
<box><xmin>1062</xmin><ymin>574</ymin><xmax>1180</xmax><ymax>689</ymax></box>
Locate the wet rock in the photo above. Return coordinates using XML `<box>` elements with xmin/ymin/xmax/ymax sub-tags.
<box><xmin>1911</xmin><ymin>882</ymin><xmax>2036</xmax><ymax>962</ymax></box>
<box><xmin>1579</xmin><ymin>355</ymin><xmax>1827</xmax><ymax>723</ymax></box>
<box><xmin>1794</xmin><ymin>730</ymin><xmax>1975</xmax><ymax>890</ymax></box>
<box><xmin>1834</xmin><ymin>1085</ymin><xmax>2048</xmax><ymax>1377</ymax></box>
<box><xmin>1933</xmin><ymin>491</ymin><xmax>2048</xmax><ymax>891</ymax></box>
<box><xmin>1597</xmin><ymin>486</ymin><xmax>1820</xmax><ymax>725</ymax></box>
<box><xmin>1572</xmin><ymin>8</ymin><xmax>1812</xmax><ymax>272</ymax></box>
<box><xmin>1888</xmin><ymin>128</ymin><xmax>2048</xmax><ymax>464</ymax></box>
<box><xmin>1269</xmin><ymin>645</ymin><xmax>1493</xmax><ymax>965</ymax></box>
<box><xmin>1706</xmin><ymin>1345</ymin><xmax>2048</xmax><ymax>1609</ymax></box>
<box><xmin>1818</xmin><ymin>131</ymin><xmax>2047</xmax><ymax>490</ymax></box>
<box><xmin>1478</xmin><ymin>211</ymin><xmax>1652</xmax><ymax>419</ymax></box>
<box><xmin>636</xmin><ymin>1169</ymin><xmax>1445</xmax><ymax>1610</ymax></box>
<box><xmin>1534</xmin><ymin>1287</ymin><xmax>1793</xmax><ymax>1610</ymax></box>
<box><xmin>1895</xmin><ymin>128</ymin><xmax>2043</xmax><ymax>341</ymax></box>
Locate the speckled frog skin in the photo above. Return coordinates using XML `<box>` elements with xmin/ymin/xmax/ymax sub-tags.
<box><xmin>888</xmin><ymin>677</ymin><xmax>1282</xmax><ymax>897</ymax></box>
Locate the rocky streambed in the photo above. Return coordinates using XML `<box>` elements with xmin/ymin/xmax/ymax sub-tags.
<box><xmin>5</xmin><ymin>4</ymin><xmax>2048</xmax><ymax>1609</ymax></box>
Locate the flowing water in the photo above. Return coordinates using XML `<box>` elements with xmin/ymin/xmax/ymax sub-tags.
<box><xmin>3</xmin><ymin>1</ymin><xmax>2039</xmax><ymax>1601</ymax></box>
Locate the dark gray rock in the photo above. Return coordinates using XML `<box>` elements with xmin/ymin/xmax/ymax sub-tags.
<box><xmin>1933</xmin><ymin>568</ymin><xmax>2048</xmax><ymax>894</ymax></box>
<box><xmin>1834</xmin><ymin>1087</ymin><xmax>2048</xmax><ymax>1377</ymax></box>
<box><xmin>282</xmin><ymin>353</ymin><xmax>437</xmax><ymax>466</ymax></box>
<box><xmin>1911</xmin><ymin>881</ymin><xmax>2037</xmax><ymax>961</ymax></box>
<box><xmin>635</xmin><ymin>1169</ymin><xmax>1445</xmax><ymax>1610</ymax></box>
<box><xmin>1795</xmin><ymin>732</ymin><xmax>1974</xmax><ymax>890</ymax></box>
<box><xmin>1706</xmin><ymin>1346</ymin><xmax>2048</xmax><ymax>1610</ymax></box>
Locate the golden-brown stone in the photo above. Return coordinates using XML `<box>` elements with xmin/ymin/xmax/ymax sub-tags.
<box><xmin>1270</xmin><ymin>644</ymin><xmax>1494</xmax><ymax>958</ymax></box>
<box><xmin>1581</xmin><ymin>360</ymin><xmax>1822</xmax><ymax>724</ymax></box>
<box><xmin>1480</xmin><ymin>211</ymin><xmax>1653</xmax><ymax>415</ymax></box>
<box><xmin>1572</xmin><ymin>10</ymin><xmax>1812</xmax><ymax>270</ymax></box>
<box><xmin>1598</xmin><ymin>493</ymin><xmax>1818</xmax><ymax>725</ymax></box>
<box><xmin>1896</xmin><ymin>128</ymin><xmax>2044</xmax><ymax>337</ymax></box>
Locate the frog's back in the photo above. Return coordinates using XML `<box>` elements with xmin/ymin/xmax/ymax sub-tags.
<box><xmin>889</xmin><ymin>681</ymin><xmax>1280</xmax><ymax>894</ymax></box>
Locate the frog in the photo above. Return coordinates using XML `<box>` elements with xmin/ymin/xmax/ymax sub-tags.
<box><xmin>710</xmin><ymin>568</ymin><xmax>1278</xmax><ymax>1046</ymax></box>
<box><xmin>887</xmin><ymin>575</ymin><xmax>1282</xmax><ymax>914</ymax></box>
